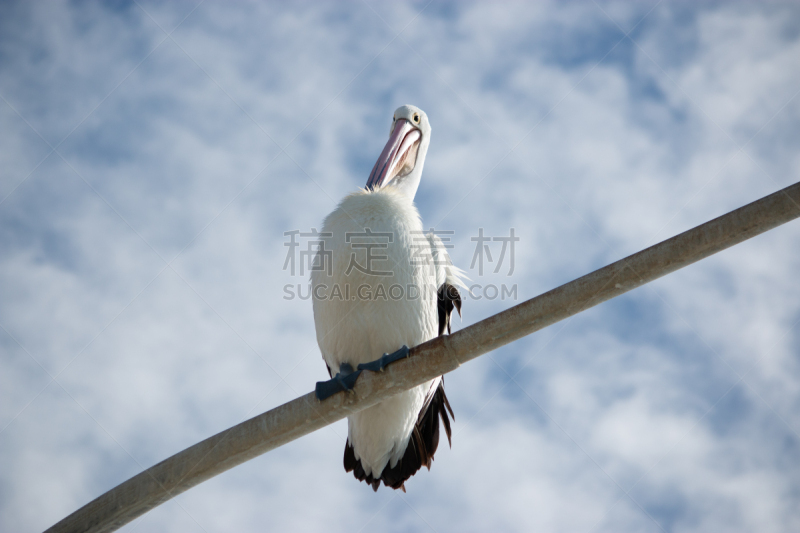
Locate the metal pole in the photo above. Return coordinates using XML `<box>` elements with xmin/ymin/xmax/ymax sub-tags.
<box><xmin>46</xmin><ymin>182</ymin><xmax>800</xmax><ymax>533</ymax></box>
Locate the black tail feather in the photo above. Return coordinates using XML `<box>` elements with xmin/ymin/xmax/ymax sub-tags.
<box><xmin>343</xmin><ymin>379</ymin><xmax>454</xmax><ymax>491</ymax></box>
<box><xmin>344</xmin><ymin>281</ymin><xmax>460</xmax><ymax>491</ymax></box>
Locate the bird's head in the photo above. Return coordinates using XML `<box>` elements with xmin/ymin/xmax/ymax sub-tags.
<box><xmin>365</xmin><ymin>104</ymin><xmax>431</xmax><ymax>200</ymax></box>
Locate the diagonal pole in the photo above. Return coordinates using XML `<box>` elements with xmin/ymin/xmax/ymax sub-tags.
<box><xmin>46</xmin><ymin>181</ymin><xmax>800</xmax><ymax>533</ymax></box>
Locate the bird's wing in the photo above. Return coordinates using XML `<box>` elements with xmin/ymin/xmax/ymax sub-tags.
<box><xmin>415</xmin><ymin>232</ymin><xmax>466</xmax><ymax>418</ymax></box>
<box><xmin>425</xmin><ymin>232</ymin><xmax>468</xmax><ymax>291</ymax></box>
<box><xmin>425</xmin><ymin>232</ymin><xmax>466</xmax><ymax>336</ymax></box>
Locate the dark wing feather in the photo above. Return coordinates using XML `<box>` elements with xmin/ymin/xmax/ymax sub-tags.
<box><xmin>344</xmin><ymin>379</ymin><xmax>454</xmax><ymax>491</ymax></box>
<box><xmin>344</xmin><ymin>282</ymin><xmax>462</xmax><ymax>491</ymax></box>
<box><xmin>437</xmin><ymin>283</ymin><xmax>462</xmax><ymax>336</ymax></box>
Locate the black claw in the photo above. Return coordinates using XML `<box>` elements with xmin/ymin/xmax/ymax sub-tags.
<box><xmin>315</xmin><ymin>363</ymin><xmax>362</xmax><ymax>401</ymax></box>
<box><xmin>357</xmin><ymin>345</ymin><xmax>410</xmax><ymax>373</ymax></box>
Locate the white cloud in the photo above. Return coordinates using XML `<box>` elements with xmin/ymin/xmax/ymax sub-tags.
<box><xmin>1</xmin><ymin>1</ymin><xmax>799</xmax><ymax>532</ymax></box>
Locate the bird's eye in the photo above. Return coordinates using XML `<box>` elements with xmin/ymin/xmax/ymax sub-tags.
<box><xmin>413</xmin><ymin>113</ymin><xmax>420</xmax><ymax>123</ymax></box>
<box><xmin>393</xmin><ymin>117</ymin><xmax>396</xmax><ymax>121</ymax></box>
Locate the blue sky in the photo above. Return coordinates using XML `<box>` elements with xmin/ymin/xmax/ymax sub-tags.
<box><xmin>2</xmin><ymin>1</ymin><xmax>800</xmax><ymax>531</ymax></box>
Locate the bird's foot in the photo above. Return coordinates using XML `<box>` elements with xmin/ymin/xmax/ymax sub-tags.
<box><xmin>315</xmin><ymin>363</ymin><xmax>362</xmax><ymax>401</ymax></box>
<box><xmin>357</xmin><ymin>345</ymin><xmax>410</xmax><ymax>373</ymax></box>
<box><xmin>315</xmin><ymin>347</ymin><xmax>410</xmax><ymax>400</ymax></box>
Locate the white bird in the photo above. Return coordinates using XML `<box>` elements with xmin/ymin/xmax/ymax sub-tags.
<box><xmin>311</xmin><ymin>105</ymin><xmax>464</xmax><ymax>491</ymax></box>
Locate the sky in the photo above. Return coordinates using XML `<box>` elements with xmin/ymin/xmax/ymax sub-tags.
<box><xmin>1</xmin><ymin>1</ymin><xmax>800</xmax><ymax>532</ymax></box>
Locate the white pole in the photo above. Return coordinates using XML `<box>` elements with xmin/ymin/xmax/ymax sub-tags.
<box><xmin>46</xmin><ymin>181</ymin><xmax>800</xmax><ymax>533</ymax></box>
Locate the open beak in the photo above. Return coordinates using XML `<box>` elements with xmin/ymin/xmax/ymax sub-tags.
<box><xmin>365</xmin><ymin>118</ymin><xmax>421</xmax><ymax>190</ymax></box>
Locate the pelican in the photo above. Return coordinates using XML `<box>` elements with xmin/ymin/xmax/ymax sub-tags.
<box><xmin>311</xmin><ymin>105</ymin><xmax>464</xmax><ymax>491</ymax></box>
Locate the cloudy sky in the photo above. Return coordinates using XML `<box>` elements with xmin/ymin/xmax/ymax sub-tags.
<box><xmin>2</xmin><ymin>1</ymin><xmax>800</xmax><ymax>531</ymax></box>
